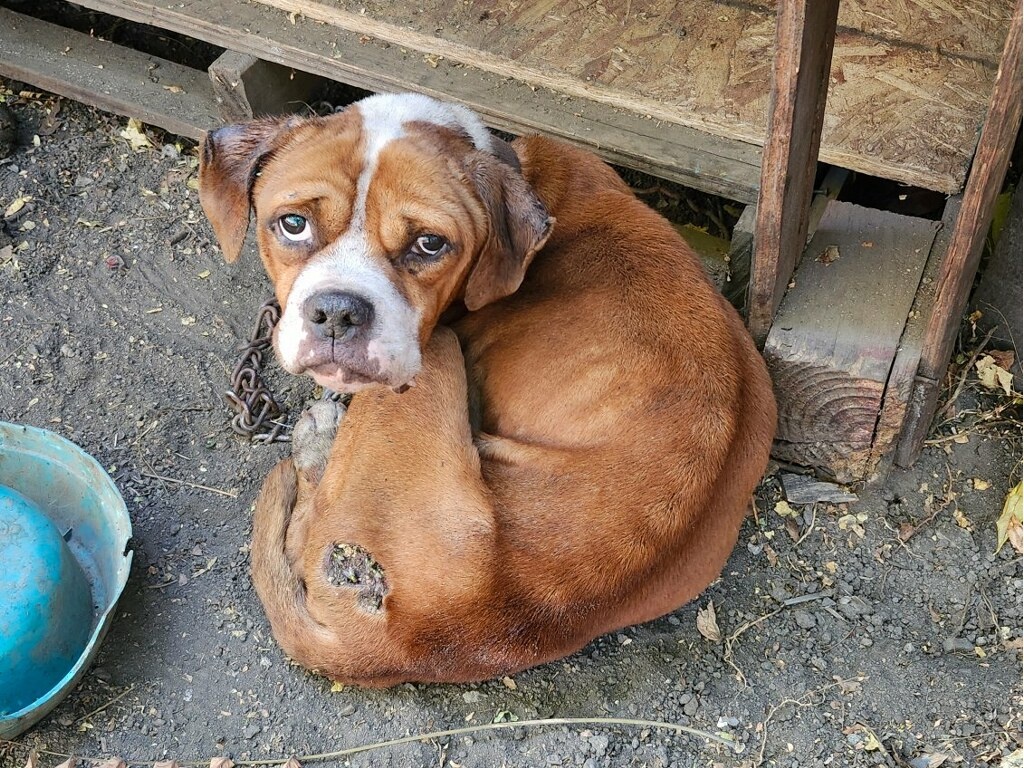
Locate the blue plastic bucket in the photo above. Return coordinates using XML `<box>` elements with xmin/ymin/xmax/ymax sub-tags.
<box><xmin>0</xmin><ymin>422</ymin><xmax>132</xmax><ymax>738</ymax></box>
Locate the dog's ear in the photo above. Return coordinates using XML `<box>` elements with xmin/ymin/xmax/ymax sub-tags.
<box><xmin>199</xmin><ymin>117</ymin><xmax>299</xmax><ymax>263</ymax></box>
<box><xmin>463</xmin><ymin>151</ymin><xmax>554</xmax><ymax>311</ymax></box>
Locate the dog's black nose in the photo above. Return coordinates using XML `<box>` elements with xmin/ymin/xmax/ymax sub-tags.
<box><xmin>303</xmin><ymin>291</ymin><xmax>374</xmax><ymax>338</ymax></box>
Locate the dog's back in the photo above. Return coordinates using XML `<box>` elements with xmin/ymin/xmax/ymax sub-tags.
<box><xmin>454</xmin><ymin>135</ymin><xmax>776</xmax><ymax>669</ymax></box>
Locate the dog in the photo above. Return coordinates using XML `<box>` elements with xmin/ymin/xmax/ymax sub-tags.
<box><xmin>199</xmin><ymin>93</ymin><xmax>776</xmax><ymax>686</ymax></box>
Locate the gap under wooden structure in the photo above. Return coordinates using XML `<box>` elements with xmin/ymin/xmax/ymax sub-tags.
<box><xmin>0</xmin><ymin>0</ymin><xmax>1018</xmax><ymax>482</ymax></box>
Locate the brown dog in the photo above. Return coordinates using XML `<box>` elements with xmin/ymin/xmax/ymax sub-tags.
<box><xmin>199</xmin><ymin>93</ymin><xmax>776</xmax><ymax>686</ymax></box>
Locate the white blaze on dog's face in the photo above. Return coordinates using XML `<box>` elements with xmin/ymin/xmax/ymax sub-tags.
<box><xmin>198</xmin><ymin>94</ymin><xmax>553</xmax><ymax>393</ymax></box>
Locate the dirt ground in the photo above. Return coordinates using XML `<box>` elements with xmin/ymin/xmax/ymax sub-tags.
<box><xmin>1</xmin><ymin>89</ymin><xmax>1021</xmax><ymax>768</ymax></box>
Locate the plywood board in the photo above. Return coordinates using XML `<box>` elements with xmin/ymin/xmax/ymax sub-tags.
<box><xmin>67</xmin><ymin>0</ymin><xmax>764</xmax><ymax>202</ymax></box>
<box><xmin>764</xmin><ymin>200</ymin><xmax>939</xmax><ymax>481</ymax></box>
<box><xmin>257</xmin><ymin>0</ymin><xmax>1013</xmax><ymax>193</ymax></box>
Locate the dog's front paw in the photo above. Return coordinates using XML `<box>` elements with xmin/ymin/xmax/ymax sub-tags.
<box><xmin>292</xmin><ymin>397</ymin><xmax>345</xmax><ymax>477</ymax></box>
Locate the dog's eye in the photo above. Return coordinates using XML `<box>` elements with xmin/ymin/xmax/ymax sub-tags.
<box><xmin>413</xmin><ymin>234</ymin><xmax>448</xmax><ymax>258</ymax></box>
<box><xmin>279</xmin><ymin>214</ymin><xmax>312</xmax><ymax>243</ymax></box>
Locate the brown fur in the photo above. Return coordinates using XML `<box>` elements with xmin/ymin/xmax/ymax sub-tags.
<box><xmin>202</xmin><ymin>110</ymin><xmax>776</xmax><ymax>686</ymax></box>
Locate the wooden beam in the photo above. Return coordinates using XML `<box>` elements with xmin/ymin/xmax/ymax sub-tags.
<box><xmin>897</xmin><ymin>0</ymin><xmax>1023</xmax><ymax>465</ymax></box>
<box><xmin>208</xmin><ymin>50</ymin><xmax>322</xmax><ymax>123</ymax></box>
<box><xmin>764</xmin><ymin>200</ymin><xmax>938</xmax><ymax>482</ymax></box>
<box><xmin>68</xmin><ymin>0</ymin><xmax>763</xmax><ymax>202</ymax></box>
<box><xmin>748</xmin><ymin>0</ymin><xmax>840</xmax><ymax>346</ymax></box>
<box><xmin>0</xmin><ymin>7</ymin><xmax>220</xmax><ymax>140</ymax></box>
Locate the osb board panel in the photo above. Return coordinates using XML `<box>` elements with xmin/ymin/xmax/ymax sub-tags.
<box><xmin>256</xmin><ymin>0</ymin><xmax>1013</xmax><ymax>192</ymax></box>
<box><xmin>66</xmin><ymin>0</ymin><xmax>763</xmax><ymax>201</ymax></box>
<box><xmin>764</xmin><ymin>200</ymin><xmax>939</xmax><ymax>481</ymax></box>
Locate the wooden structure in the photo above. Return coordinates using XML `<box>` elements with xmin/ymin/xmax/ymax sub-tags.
<box><xmin>0</xmin><ymin>0</ymin><xmax>1019</xmax><ymax>481</ymax></box>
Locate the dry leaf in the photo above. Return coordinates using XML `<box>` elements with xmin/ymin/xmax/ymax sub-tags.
<box><xmin>120</xmin><ymin>118</ymin><xmax>154</xmax><ymax>151</ymax></box>
<box><xmin>953</xmin><ymin>507</ymin><xmax>972</xmax><ymax>530</ymax></box>
<box><xmin>55</xmin><ymin>759</ymin><xmax>76</xmax><ymax>768</ymax></box>
<box><xmin>973</xmin><ymin>478</ymin><xmax>991</xmax><ymax>491</ymax></box>
<box><xmin>832</xmin><ymin>675</ymin><xmax>862</xmax><ymax>694</ymax></box>
<box><xmin>696</xmin><ymin>600</ymin><xmax>722</xmax><ymax>642</ymax></box>
<box><xmin>975</xmin><ymin>355</ymin><xmax>1014</xmax><ymax>396</ymax></box>
<box><xmin>154</xmin><ymin>762</ymin><xmax>180</xmax><ymax>768</ymax></box>
<box><xmin>283</xmin><ymin>759</ymin><xmax>303</xmax><ymax>768</ymax></box>
<box><xmin>329</xmin><ymin>681</ymin><xmax>344</xmax><ymax>692</ymax></box>
<box><xmin>763</xmin><ymin>542</ymin><xmax>778</xmax><ymax>567</ymax></box>
<box><xmin>996</xmin><ymin>481</ymin><xmax>1023</xmax><ymax>554</ymax></box>
<box><xmin>816</xmin><ymin>244</ymin><xmax>840</xmax><ymax>264</ymax></box>
<box><xmin>98</xmin><ymin>759</ymin><xmax>127</xmax><ymax>768</ymax></box>
<box><xmin>501</xmin><ymin>676</ymin><xmax>517</xmax><ymax>690</ymax></box>
<box><xmin>774</xmin><ymin>500</ymin><xmax>798</xmax><ymax>518</ymax></box>
<box><xmin>210</xmin><ymin>758</ymin><xmax>234</xmax><ymax>768</ymax></box>
<box><xmin>23</xmin><ymin>753</ymin><xmax>39</xmax><ymax>768</ymax></box>
<box><xmin>913</xmin><ymin>754</ymin><xmax>949</xmax><ymax>768</ymax></box>
<box><xmin>989</xmin><ymin>349</ymin><xmax>1015</xmax><ymax>370</ymax></box>
<box><xmin>4</xmin><ymin>194</ymin><xmax>32</xmax><ymax>219</ymax></box>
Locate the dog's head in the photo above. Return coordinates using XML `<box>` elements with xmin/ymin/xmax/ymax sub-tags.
<box><xmin>199</xmin><ymin>93</ymin><xmax>553</xmax><ymax>392</ymax></box>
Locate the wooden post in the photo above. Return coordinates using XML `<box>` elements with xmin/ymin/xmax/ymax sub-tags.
<box><xmin>896</xmin><ymin>0</ymin><xmax>1023</xmax><ymax>466</ymax></box>
<box><xmin>209</xmin><ymin>50</ymin><xmax>320</xmax><ymax>123</ymax></box>
<box><xmin>748</xmin><ymin>0</ymin><xmax>840</xmax><ymax>346</ymax></box>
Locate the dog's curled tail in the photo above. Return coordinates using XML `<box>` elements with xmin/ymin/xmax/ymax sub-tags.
<box><xmin>250</xmin><ymin>459</ymin><xmax>336</xmax><ymax>666</ymax></box>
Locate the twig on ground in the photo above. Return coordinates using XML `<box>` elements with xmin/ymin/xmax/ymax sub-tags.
<box><xmin>140</xmin><ymin>471</ymin><xmax>237</xmax><ymax>498</ymax></box>
<box><xmin>0</xmin><ymin>716</ymin><xmax>743</xmax><ymax>766</ymax></box>
<box><xmin>755</xmin><ymin>680</ymin><xmax>851</xmax><ymax>767</ymax></box>
<box><xmin>724</xmin><ymin>607</ymin><xmax>783</xmax><ymax>685</ymax></box>
<box><xmin>74</xmin><ymin>684</ymin><xmax>136</xmax><ymax>726</ymax></box>
<box><xmin>938</xmin><ymin>327</ymin><xmax>997</xmax><ymax>421</ymax></box>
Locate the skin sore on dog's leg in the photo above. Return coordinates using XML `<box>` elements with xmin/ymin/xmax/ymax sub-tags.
<box><xmin>292</xmin><ymin>397</ymin><xmax>345</xmax><ymax>486</ymax></box>
<box><xmin>325</xmin><ymin>542</ymin><xmax>389</xmax><ymax>613</ymax></box>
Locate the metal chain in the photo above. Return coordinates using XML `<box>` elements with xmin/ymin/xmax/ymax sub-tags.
<box><xmin>224</xmin><ymin>298</ymin><xmax>291</xmax><ymax>443</ymax></box>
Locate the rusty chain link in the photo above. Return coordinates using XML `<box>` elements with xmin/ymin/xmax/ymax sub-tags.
<box><xmin>224</xmin><ymin>298</ymin><xmax>291</xmax><ymax>443</ymax></box>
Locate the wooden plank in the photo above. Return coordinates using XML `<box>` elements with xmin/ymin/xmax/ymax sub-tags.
<box><xmin>208</xmin><ymin>51</ymin><xmax>322</xmax><ymax>122</ymax></box>
<box><xmin>68</xmin><ymin>0</ymin><xmax>763</xmax><ymax>202</ymax></box>
<box><xmin>898</xmin><ymin>0</ymin><xmax>1023</xmax><ymax>465</ymax></box>
<box><xmin>0</xmin><ymin>7</ymin><xmax>220</xmax><ymax>140</ymax></box>
<box><xmin>748</xmin><ymin>0</ymin><xmax>840</xmax><ymax>346</ymax></box>
<box><xmin>764</xmin><ymin>200</ymin><xmax>939</xmax><ymax>482</ymax></box>
<box><xmin>254</xmin><ymin>0</ymin><xmax>1012</xmax><ymax>193</ymax></box>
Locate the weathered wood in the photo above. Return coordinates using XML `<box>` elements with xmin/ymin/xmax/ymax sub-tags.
<box><xmin>918</xmin><ymin>0</ymin><xmax>1023</xmax><ymax>381</ymax></box>
<box><xmin>68</xmin><ymin>0</ymin><xmax>763</xmax><ymax>202</ymax></box>
<box><xmin>886</xmin><ymin>197</ymin><xmax>962</xmax><ymax>471</ymax></box>
<box><xmin>726</xmin><ymin>167</ymin><xmax>846</xmax><ymax>310</ymax></box>
<box><xmin>0</xmin><ymin>7</ymin><xmax>220</xmax><ymax>140</ymax></box>
<box><xmin>898</xmin><ymin>0</ymin><xmax>1023</xmax><ymax>466</ymax></box>
<box><xmin>208</xmin><ymin>51</ymin><xmax>322</xmax><ymax>122</ymax></box>
<box><xmin>764</xmin><ymin>200</ymin><xmax>939</xmax><ymax>482</ymax></box>
<box><xmin>252</xmin><ymin>0</ymin><xmax>1011</xmax><ymax>194</ymax></box>
<box><xmin>781</xmin><ymin>473</ymin><xmax>858</xmax><ymax>505</ymax></box>
<box><xmin>748</xmin><ymin>0</ymin><xmax>840</xmax><ymax>346</ymax></box>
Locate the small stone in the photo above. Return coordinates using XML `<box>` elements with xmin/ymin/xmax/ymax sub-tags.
<box><xmin>588</xmin><ymin>735</ymin><xmax>609</xmax><ymax>756</ymax></box>
<box><xmin>339</xmin><ymin>704</ymin><xmax>355</xmax><ymax>716</ymax></box>
<box><xmin>942</xmin><ymin>637</ymin><xmax>973</xmax><ymax>654</ymax></box>
<box><xmin>242</xmin><ymin>722</ymin><xmax>260</xmax><ymax>739</ymax></box>
<box><xmin>793</xmin><ymin>610</ymin><xmax>817</xmax><ymax>629</ymax></box>
<box><xmin>683</xmin><ymin>697</ymin><xmax>699</xmax><ymax>716</ymax></box>
<box><xmin>462</xmin><ymin>690</ymin><xmax>484</xmax><ymax>704</ymax></box>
